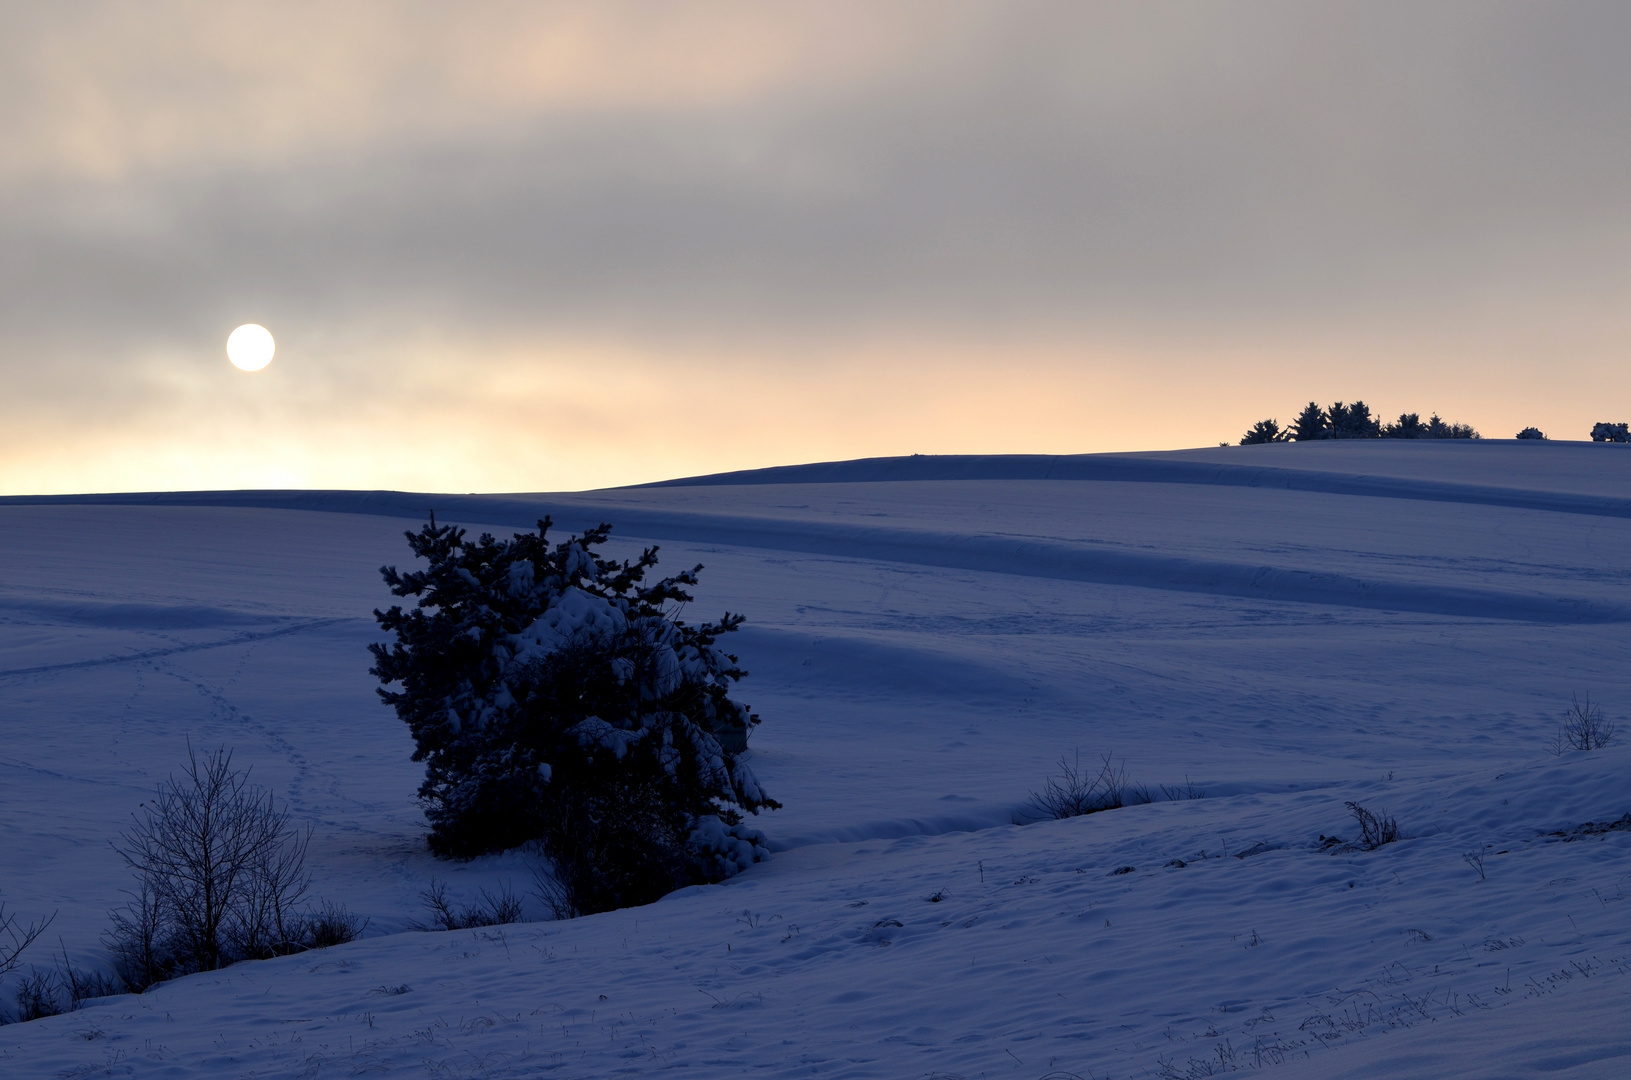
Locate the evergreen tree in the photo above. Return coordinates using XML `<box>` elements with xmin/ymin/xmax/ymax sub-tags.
<box><xmin>1291</xmin><ymin>402</ymin><xmax>1328</xmax><ymax>441</ymax></box>
<box><xmin>1426</xmin><ymin>414</ymin><xmax>1479</xmax><ymax>439</ymax></box>
<box><xmin>1383</xmin><ymin>412</ymin><xmax>1427</xmax><ymax>439</ymax></box>
<box><xmin>1327</xmin><ymin>401</ymin><xmax>1381</xmax><ymax>439</ymax></box>
<box><xmin>1239</xmin><ymin>419</ymin><xmax>1289</xmax><ymax>445</ymax></box>
<box><xmin>370</xmin><ymin>516</ymin><xmax>777</xmax><ymax>912</ymax></box>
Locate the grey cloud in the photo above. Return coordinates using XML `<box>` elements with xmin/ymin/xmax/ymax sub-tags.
<box><xmin>5</xmin><ymin>1</ymin><xmax>1631</xmax><ymax>366</ymax></box>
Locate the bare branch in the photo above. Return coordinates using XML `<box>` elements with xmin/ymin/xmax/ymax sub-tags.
<box><xmin>0</xmin><ymin>904</ymin><xmax>54</xmax><ymax>978</ymax></box>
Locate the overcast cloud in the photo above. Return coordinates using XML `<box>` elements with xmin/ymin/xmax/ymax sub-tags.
<box><xmin>4</xmin><ymin>1</ymin><xmax>1630</xmax><ymax>492</ymax></box>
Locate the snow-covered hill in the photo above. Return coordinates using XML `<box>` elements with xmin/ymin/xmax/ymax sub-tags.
<box><xmin>2</xmin><ymin>442</ymin><xmax>1628</xmax><ymax>1077</ymax></box>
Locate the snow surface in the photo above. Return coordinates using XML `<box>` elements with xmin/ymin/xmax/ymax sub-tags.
<box><xmin>1</xmin><ymin>442</ymin><xmax>1628</xmax><ymax>1077</ymax></box>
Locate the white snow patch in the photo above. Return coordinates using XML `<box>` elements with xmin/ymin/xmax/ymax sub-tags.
<box><xmin>0</xmin><ymin>444</ymin><xmax>1628</xmax><ymax>1077</ymax></box>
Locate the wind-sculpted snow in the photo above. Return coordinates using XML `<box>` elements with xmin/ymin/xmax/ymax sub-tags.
<box><xmin>9</xmin><ymin>474</ymin><xmax>1631</xmax><ymax>625</ymax></box>
<box><xmin>0</xmin><ymin>594</ymin><xmax>273</xmax><ymax>631</ymax></box>
<box><xmin>5</xmin><ymin>748</ymin><xmax>1628</xmax><ymax>1080</ymax></box>
<box><xmin>9</xmin><ymin>442</ymin><xmax>1631</xmax><ymax>522</ymax></box>
<box><xmin>639</xmin><ymin>447</ymin><xmax>1631</xmax><ymax>520</ymax></box>
<box><xmin>465</xmin><ymin>508</ymin><xmax>1631</xmax><ymax>623</ymax></box>
<box><xmin>1</xmin><ymin>445</ymin><xmax>1629</xmax><ymax>1077</ymax></box>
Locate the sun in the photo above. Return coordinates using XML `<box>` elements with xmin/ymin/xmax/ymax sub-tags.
<box><xmin>226</xmin><ymin>324</ymin><xmax>275</xmax><ymax>371</ymax></box>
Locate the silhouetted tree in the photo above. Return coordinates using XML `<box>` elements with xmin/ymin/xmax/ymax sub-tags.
<box><xmin>1239</xmin><ymin>419</ymin><xmax>1289</xmax><ymax>445</ymax></box>
<box><xmin>1590</xmin><ymin>422</ymin><xmax>1630</xmax><ymax>443</ymax></box>
<box><xmin>1515</xmin><ymin>427</ymin><xmax>1547</xmax><ymax>440</ymax></box>
<box><xmin>1383</xmin><ymin>412</ymin><xmax>1427</xmax><ymax>438</ymax></box>
<box><xmin>1327</xmin><ymin>401</ymin><xmax>1381</xmax><ymax>439</ymax></box>
<box><xmin>1291</xmin><ymin>402</ymin><xmax>1328</xmax><ymax>441</ymax></box>
<box><xmin>104</xmin><ymin>746</ymin><xmax>347</xmax><ymax>992</ymax></box>
<box><xmin>1425</xmin><ymin>414</ymin><xmax>1479</xmax><ymax>439</ymax></box>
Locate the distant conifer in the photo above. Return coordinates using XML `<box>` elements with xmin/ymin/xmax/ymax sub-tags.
<box><xmin>1291</xmin><ymin>402</ymin><xmax>1328</xmax><ymax>441</ymax></box>
<box><xmin>1239</xmin><ymin>419</ymin><xmax>1289</xmax><ymax>445</ymax></box>
<box><xmin>1327</xmin><ymin>401</ymin><xmax>1381</xmax><ymax>439</ymax></box>
<box><xmin>1383</xmin><ymin>412</ymin><xmax>1427</xmax><ymax>438</ymax></box>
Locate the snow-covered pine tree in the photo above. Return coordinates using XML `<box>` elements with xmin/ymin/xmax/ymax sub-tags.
<box><xmin>369</xmin><ymin>516</ymin><xmax>777</xmax><ymax>912</ymax></box>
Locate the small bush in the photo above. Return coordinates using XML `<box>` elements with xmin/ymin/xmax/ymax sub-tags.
<box><xmin>1515</xmin><ymin>427</ymin><xmax>1546</xmax><ymax>440</ymax></box>
<box><xmin>12</xmin><ymin>940</ymin><xmax>124</xmax><ymax>1023</ymax></box>
<box><xmin>54</xmin><ymin>945</ymin><xmax>120</xmax><ymax>1012</ymax></box>
<box><xmin>106</xmin><ymin>746</ymin><xmax>359</xmax><ymax>991</ymax></box>
<box><xmin>1344</xmin><ymin>801</ymin><xmax>1399</xmax><ymax>851</ymax></box>
<box><xmin>415</xmin><ymin>881</ymin><xmax>524</xmax><ymax>931</ymax></box>
<box><xmin>1552</xmin><ymin>693</ymin><xmax>1616</xmax><ymax>753</ymax></box>
<box><xmin>302</xmin><ymin>902</ymin><xmax>368</xmax><ymax>949</ymax></box>
<box><xmin>1028</xmin><ymin>752</ymin><xmax>1132</xmax><ymax>819</ymax></box>
<box><xmin>12</xmin><ymin>969</ymin><xmax>60</xmax><ymax>1022</ymax></box>
<box><xmin>3</xmin><ymin>945</ymin><xmax>123</xmax><ymax>1025</ymax></box>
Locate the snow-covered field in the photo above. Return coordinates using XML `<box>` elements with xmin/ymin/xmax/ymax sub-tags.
<box><xmin>2</xmin><ymin>440</ymin><xmax>1628</xmax><ymax>1078</ymax></box>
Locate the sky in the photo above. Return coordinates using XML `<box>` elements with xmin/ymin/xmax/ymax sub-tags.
<box><xmin>3</xmin><ymin>1</ymin><xmax>1630</xmax><ymax>494</ymax></box>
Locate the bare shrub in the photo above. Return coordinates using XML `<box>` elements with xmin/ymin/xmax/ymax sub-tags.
<box><xmin>5</xmin><ymin>938</ymin><xmax>125</xmax><ymax>1024</ymax></box>
<box><xmin>415</xmin><ymin>880</ymin><xmax>524</xmax><ymax>931</ymax></box>
<box><xmin>52</xmin><ymin>942</ymin><xmax>120</xmax><ymax>1011</ymax></box>
<box><xmin>0</xmin><ymin>905</ymin><xmax>52</xmax><ymax>980</ymax></box>
<box><xmin>1552</xmin><ymin>693</ymin><xmax>1617</xmax><ymax>754</ymax></box>
<box><xmin>532</xmin><ymin>863</ymin><xmax>578</xmax><ymax>922</ymax></box>
<box><xmin>104</xmin><ymin>880</ymin><xmax>167</xmax><ymax>990</ymax></box>
<box><xmin>106</xmin><ymin>745</ymin><xmax>357</xmax><ymax>991</ymax></box>
<box><xmin>1028</xmin><ymin>752</ymin><xmax>1130</xmax><ymax>820</ymax></box>
<box><xmin>1344</xmin><ymin>801</ymin><xmax>1400</xmax><ymax>851</ymax></box>
<box><xmin>301</xmin><ymin>902</ymin><xmax>368</xmax><ymax>948</ymax></box>
<box><xmin>7</xmin><ymin>949</ymin><xmax>121</xmax><ymax>1024</ymax></box>
<box><xmin>12</xmin><ymin>968</ymin><xmax>60</xmax><ymax>1022</ymax></box>
<box><xmin>1159</xmin><ymin>777</ymin><xmax>1205</xmax><ymax>801</ymax></box>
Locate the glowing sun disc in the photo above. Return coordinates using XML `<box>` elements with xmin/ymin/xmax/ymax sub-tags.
<box><xmin>227</xmin><ymin>324</ymin><xmax>275</xmax><ymax>371</ymax></box>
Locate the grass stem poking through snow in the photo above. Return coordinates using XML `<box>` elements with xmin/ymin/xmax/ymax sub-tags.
<box><xmin>1463</xmin><ymin>848</ymin><xmax>1488</xmax><ymax>881</ymax></box>
<box><xmin>416</xmin><ymin>880</ymin><xmax>524</xmax><ymax>931</ymax></box>
<box><xmin>1158</xmin><ymin>777</ymin><xmax>1205</xmax><ymax>801</ymax></box>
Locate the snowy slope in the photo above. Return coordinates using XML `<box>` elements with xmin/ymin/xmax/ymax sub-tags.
<box><xmin>1</xmin><ymin>442</ymin><xmax>1628</xmax><ymax>1077</ymax></box>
